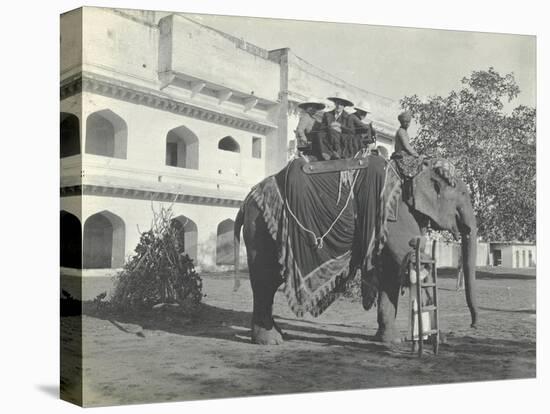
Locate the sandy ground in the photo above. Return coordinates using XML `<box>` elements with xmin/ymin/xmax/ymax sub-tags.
<box><xmin>62</xmin><ymin>270</ymin><xmax>536</xmax><ymax>407</ymax></box>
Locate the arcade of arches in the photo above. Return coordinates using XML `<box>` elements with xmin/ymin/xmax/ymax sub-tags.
<box><xmin>60</xmin><ymin>210</ymin><xmax>237</xmax><ymax>269</ymax></box>
<box><xmin>60</xmin><ymin>111</ymin><xmax>254</xmax><ymax>169</ymax></box>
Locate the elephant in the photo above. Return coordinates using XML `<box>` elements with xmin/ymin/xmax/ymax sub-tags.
<box><xmin>233</xmin><ymin>157</ymin><xmax>478</xmax><ymax>345</ymax></box>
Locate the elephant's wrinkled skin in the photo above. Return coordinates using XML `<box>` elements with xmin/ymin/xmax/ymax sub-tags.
<box><xmin>234</xmin><ymin>162</ymin><xmax>478</xmax><ymax>345</ymax></box>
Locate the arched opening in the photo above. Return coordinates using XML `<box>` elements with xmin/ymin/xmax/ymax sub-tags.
<box><xmin>60</xmin><ymin>113</ymin><xmax>80</xmax><ymax>158</ymax></box>
<box><xmin>218</xmin><ymin>136</ymin><xmax>240</xmax><ymax>153</ymax></box>
<box><xmin>170</xmin><ymin>215</ymin><xmax>198</xmax><ymax>261</ymax></box>
<box><xmin>60</xmin><ymin>211</ymin><xmax>82</xmax><ymax>268</ymax></box>
<box><xmin>166</xmin><ymin>126</ymin><xmax>199</xmax><ymax>169</ymax></box>
<box><xmin>83</xmin><ymin>211</ymin><xmax>125</xmax><ymax>269</ymax></box>
<box><xmin>216</xmin><ymin>219</ymin><xmax>235</xmax><ymax>265</ymax></box>
<box><xmin>85</xmin><ymin>109</ymin><xmax>127</xmax><ymax>158</ymax></box>
<box><xmin>252</xmin><ymin>137</ymin><xmax>262</xmax><ymax>158</ymax></box>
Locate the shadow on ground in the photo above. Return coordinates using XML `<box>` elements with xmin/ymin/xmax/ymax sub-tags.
<box><xmin>479</xmin><ymin>306</ymin><xmax>535</xmax><ymax>314</ymax></box>
<box><xmin>82</xmin><ymin>302</ymin><xmax>390</xmax><ymax>352</ymax></box>
<box><xmin>81</xmin><ymin>301</ymin><xmax>535</xmax><ymax>361</ymax></box>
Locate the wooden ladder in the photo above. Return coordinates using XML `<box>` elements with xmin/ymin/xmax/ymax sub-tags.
<box><xmin>409</xmin><ymin>238</ymin><xmax>440</xmax><ymax>356</ymax></box>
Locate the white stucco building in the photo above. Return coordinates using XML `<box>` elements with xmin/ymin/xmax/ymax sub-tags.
<box><xmin>60</xmin><ymin>7</ymin><xmax>400</xmax><ymax>276</ymax></box>
<box><xmin>489</xmin><ymin>242</ymin><xmax>536</xmax><ymax>268</ymax></box>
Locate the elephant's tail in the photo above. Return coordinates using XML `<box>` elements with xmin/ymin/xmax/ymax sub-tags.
<box><xmin>233</xmin><ymin>204</ymin><xmax>245</xmax><ymax>291</ymax></box>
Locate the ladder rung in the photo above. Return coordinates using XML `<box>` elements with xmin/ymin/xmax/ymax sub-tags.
<box><xmin>411</xmin><ymin>258</ymin><xmax>435</xmax><ymax>264</ymax></box>
<box><xmin>420</xmin><ymin>305</ymin><xmax>437</xmax><ymax>312</ymax></box>
<box><xmin>421</xmin><ymin>283</ymin><xmax>437</xmax><ymax>287</ymax></box>
<box><xmin>411</xmin><ymin>329</ymin><xmax>438</xmax><ymax>339</ymax></box>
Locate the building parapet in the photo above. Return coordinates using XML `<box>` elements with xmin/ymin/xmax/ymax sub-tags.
<box><xmin>158</xmin><ymin>14</ymin><xmax>280</xmax><ymax>103</ymax></box>
<box><xmin>181</xmin><ymin>16</ymin><xmax>270</xmax><ymax>59</ymax></box>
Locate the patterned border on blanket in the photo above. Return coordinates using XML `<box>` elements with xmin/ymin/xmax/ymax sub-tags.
<box><xmin>248</xmin><ymin>161</ymin><xmax>403</xmax><ymax>318</ymax></box>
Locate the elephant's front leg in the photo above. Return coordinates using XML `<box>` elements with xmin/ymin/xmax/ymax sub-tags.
<box><xmin>375</xmin><ymin>251</ymin><xmax>403</xmax><ymax>344</ymax></box>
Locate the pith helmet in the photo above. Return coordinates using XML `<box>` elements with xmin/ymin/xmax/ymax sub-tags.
<box><xmin>298</xmin><ymin>99</ymin><xmax>326</xmax><ymax>112</ymax></box>
<box><xmin>327</xmin><ymin>92</ymin><xmax>354</xmax><ymax>107</ymax></box>
<box><xmin>354</xmin><ymin>101</ymin><xmax>372</xmax><ymax>116</ymax></box>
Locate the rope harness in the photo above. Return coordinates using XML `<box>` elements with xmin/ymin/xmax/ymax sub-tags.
<box><xmin>283</xmin><ymin>159</ymin><xmax>360</xmax><ymax>249</ymax></box>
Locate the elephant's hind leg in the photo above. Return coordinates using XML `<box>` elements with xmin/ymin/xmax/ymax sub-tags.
<box><xmin>250</xmin><ymin>266</ymin><xmax>283</xmax><ymax>345</ymax></box>
<box><xmin>244</xmin><ymin>204</ymin><xmax>284</xmax><ymax>345</ymax></box>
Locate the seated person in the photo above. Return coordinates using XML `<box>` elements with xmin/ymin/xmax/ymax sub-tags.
<box><xmin>321</xmin><ymin>95</ymin><xmax>355</xmax><ymax>159</ymax></box>
<box><xmin>394</xmin><ymin>111</ymin><xmax>419</xmax><ymax>158</ymax></box>
<box><xmin>294</xmin><ymin>100</ymin><xmax>326</xmax><ymax>159</ymax></box>
<box><xmin>350</xmin><ymin>101</ymin><xmax>377</xmax><ymax>156</ymax></box>
<box><xmin>392</xmin><ymin>111</ymin><xmax>422</xmax><ymax>203</ymax></box>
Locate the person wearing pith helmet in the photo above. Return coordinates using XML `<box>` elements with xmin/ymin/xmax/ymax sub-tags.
<box><xmin>321</xmin><ymin>94</ymin><xmax>355</xmax><ymax>159</ymax></box>
<box><xmin>350</xmin><ymin>101</ymin><xmax>377</xmax><ymax>155</ymax></box>
<box><xmin>294</xmin><ymin>99</ymin><xmax>326</xmax><ymax>159</ymax></box>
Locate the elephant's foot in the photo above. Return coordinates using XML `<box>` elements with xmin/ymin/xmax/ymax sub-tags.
<box><xmin>252</xmin><ymin>324</ymin><xmax>284</xmax><ymax>345</ymax></box>
<box><xmin>374</xmin><ymin>328</ymin><xmax>402</xmax><ymax>344</ymax></box>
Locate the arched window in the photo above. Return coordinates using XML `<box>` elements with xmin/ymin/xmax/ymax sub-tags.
<box><xmin>171</xmin><ymin>215</ymin><xmax>198</xmax><ymax>260</ymax></box>
<box><xmin>60</xmin><ymin>113</ymin><xmax>80</xmax><ymax>158</ymax></box>
<box><xmin>85</xmin><ymin>110</ymin><xmax>127</xmax><ymax>158</ymax></box>
<box><xmin>166</xmin><ymin>126</ymin><xmax>199</xmax><ymax>169</ymax></box>
<box><xmin>218</xmin><ymin>136</ymin><xmax>240</xmax><ymax>153</ymax></box>
<box><xmin>216</xmin><ymin>219</ymin><xmax>235</xmax><ymax>265</ymax></box>
<box><xmin>83</xmin><ymin>211</ymin><xmax>125</xmax><ymax>269</ymax></box>
<box><xmin>60</xmin><ymin>211</ymin><xmax>81</xmax><ymax>268</ymax></box>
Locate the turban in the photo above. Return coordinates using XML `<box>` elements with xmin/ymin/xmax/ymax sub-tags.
<box><xmin>398</xmin><ymin>111</ymin><xmax>412</xmax><ymax>123</ymax></box>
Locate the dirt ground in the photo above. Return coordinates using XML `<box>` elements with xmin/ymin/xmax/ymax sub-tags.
<box><xmin>63</xmin><ymin>269</ymin><xmax>536</xmax><ymax>407</ymax></box>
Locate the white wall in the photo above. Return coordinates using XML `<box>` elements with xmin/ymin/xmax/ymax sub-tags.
<box><xmin>82</xmin><ymin>7</ymin><xmax>159</xmax><ymax>87</ymax></box>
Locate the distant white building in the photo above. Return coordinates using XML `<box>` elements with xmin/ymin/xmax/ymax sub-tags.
<box><xmin>60</xmin><ymin>7</ymin><xmax>400</xmax><ymax>275</ymax></box>
<box><xmin>422</xmin><ymin>238</ymin><xmax>535</xmax><ymax>269</ymax></box>
<box><xmin>489</xmin><ymin>242</ymin><xmax>536</xmax><ymax>268</ymax></box>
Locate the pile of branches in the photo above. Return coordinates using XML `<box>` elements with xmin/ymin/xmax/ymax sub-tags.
<box><xmin>111</xmin><ymin>204</ymin><xmax>203</xmax><ymax>314</ymax></box>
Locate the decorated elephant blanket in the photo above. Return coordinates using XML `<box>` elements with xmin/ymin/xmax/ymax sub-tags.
<box><xmin>248</xmin><ymin>155</ymin><xmax>399</xmax><ymax>317</ymax></box>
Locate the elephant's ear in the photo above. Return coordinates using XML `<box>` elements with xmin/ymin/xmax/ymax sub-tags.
<box><xmin>412</xmin><ymin>169</ymin><xmax>443</xmax><ymax>228</ymax></box>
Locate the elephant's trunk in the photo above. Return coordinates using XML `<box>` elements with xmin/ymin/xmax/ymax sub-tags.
<box><xmin>459</xmin><ymin>204</ymin><xmax>479</xmax><ymax>328</ymax></box>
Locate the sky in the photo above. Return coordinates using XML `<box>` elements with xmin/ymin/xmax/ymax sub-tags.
<box><xmin>189</xmin><ymin>13</ymin><xmax>536</xmax><ymax>110</ymax></box>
